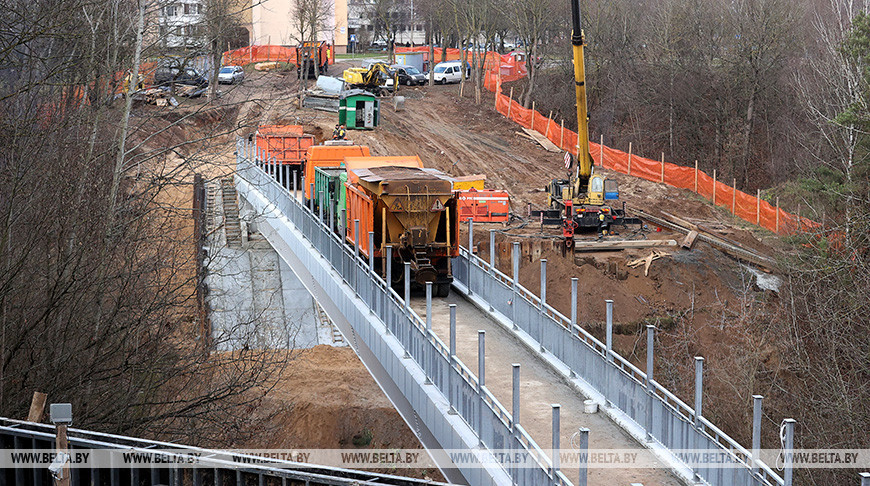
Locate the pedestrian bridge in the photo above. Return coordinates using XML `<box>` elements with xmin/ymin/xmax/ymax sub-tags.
<box><xmin>234</xmin><ymin>139</ymin><xmax>790</xmax><ymax>486</ymax></box>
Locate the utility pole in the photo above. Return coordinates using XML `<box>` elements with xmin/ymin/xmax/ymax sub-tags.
<box><xmin>49</xmin><ymin>403</ymin><xmax>73</xmax><ymax>486</ymax></box>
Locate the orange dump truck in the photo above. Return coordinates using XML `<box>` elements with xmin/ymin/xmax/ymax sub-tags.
<box><xmin>303</xmin><ymin>142</ymin><xmax>371</xmax><ymax>199</ymax></box>
<box><xmin>344</xmin><ymin>156</ymin><xmax>459</xmax><ymax>296</ymax></box>
<box><xmin>256</xmin><ymin>125</ymin><xmax>316</xmax><ymax>169</ymax></box>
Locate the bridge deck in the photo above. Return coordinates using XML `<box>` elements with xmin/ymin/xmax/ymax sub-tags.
<box><xmin>411</xmin><ymin>293</ymin><xmax>683</xmax><ymax>486</ymax></box>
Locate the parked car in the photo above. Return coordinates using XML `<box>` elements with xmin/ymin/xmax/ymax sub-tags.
<box><xmin>432</xmin><ymin>61</ymin><xmax>470</xmax><ymax>84</ymax></box>
<box><xmin>390</xmin><ymin>64</ymin><xmax>426</xmax><ymax>86</ymax></box>
<box><xmin>154</xmin><ymin>67</ymin><xmax>209</xmax><ymax>87</ymax></box>
<box><xmin>218</xmin><ymin>65</ymin><xmax>245</xmax><ymax>84</ymax></box>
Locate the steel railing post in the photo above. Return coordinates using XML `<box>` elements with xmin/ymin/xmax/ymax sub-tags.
<box><xmin>301</xmin><ymin>175</ymin><xmax>306</xmax><ymax>206</ymax></box>
<box><xmin>478</xmin><ymin>330</ymin><xmax>486</xmax><ymax>447</ymax></box>
<box><xmin>468</xmin><ymin>218</ymin><xmax>474</xmax><ymax>294</ymax></box>
<box><xmin>860</xmin><ymin>472</ymin><xmax>870</xmax><ymax>486</ymax></box>
<box><xmin>577</xmin><ymin>428</ymin><xmax>589</xmax><ymax>486</ymax></box>
<box><xmin>552</xmin><ymin>404</ymin><xmax>561</xmax><ymax>476</ymax></box>
<box><xmin>309</xmin><ymin>183</ymin><xmax>315</xmax><ymax>212</ymax></box>
<box><xmin>605</xmin><ymin>300</ymin><xmax>614</xmax><ymax>362</ymax></box>
<box><xmin>489</xmin><ymin>229</ymin><xmax>496</xmax><ymax>273</ymax></box>
<box><xmin>293</xmin><ymin>172</ymin><xmax>298</xmax><ymax>201</ymax></box>
<box><xmin>511</xmin><ymin>242</ymin><xmax>520</xmax><ymax>330</ymax></box>
<box><xmin>404</xmin><ymin>262</ymin><xmax>411</xmax><ymax>359</ymax></box>
<box><xmin>448</xmin><ymin>304</ymin><xmax>457</xmax><ymax>414</ymax></box>
<box><xmin>512</xmin><ymin>363</ymin><xmax>520</xmax><ymax>483</ymax></box>
<box><xmin>693</xmin><ymin>356</ymin><xmax>705</xmax><ymax>483</ymax></box>
<box><xmin>426</xmin><ymin>282</ymin><xmax>433</xmax><ymax>333</ymax></box>
<box><xmin>752</xmin><ymin>395</ymin><xmax>763</xmax><ymax>480</ymax></box>
<box><xmin>571</xmin><ymin>278</ymin><xmax>578</xmax><ymax>329</ymax></box>
<box><xmin>783</xmin><ymin>419</ymin><xmax>795</xmax><ymax>486</ymax></box>
<box><xmin>354</xmin><ymin>220</ymin><xmax>360</xmax><ymax>295</ymax></box>
<box><xmin>646</xmin><ymin>324</ymin><xmax>655</xmax><ymax>442</ymax></box>
<box><xmin>540</xmin><ymin>259</ymin><xmax>547</xmax><ymax>311</ymax></box>
<box><xmin>368</xmin><ymin>231</ymin><xmax>375</xmax><ymax>312</ymax></box>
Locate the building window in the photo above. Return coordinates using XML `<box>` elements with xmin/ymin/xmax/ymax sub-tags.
<box><xmin>184</xmin><ymin>3</ymin><xmax>193</xmax><ymax>14</ymax></box>
<box><xmin>164</xmin><ymin>5</ymin><xmax>177</xmax><ymax>17</ymax></box>
<box><xmin>196</xmin><ymin>3</ymin><xmax>203</xmax><ymax>14</ymax></box>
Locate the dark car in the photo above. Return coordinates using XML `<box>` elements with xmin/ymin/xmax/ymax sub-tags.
<box><xmin>154</xmin><ymin>67</ymin><xmax>209</xmax><ymax>87</ymax></box>
<box><xmin>390</xmin><ymin>64</ymin><xmax>426</xmax><ymax>86</ymax></box>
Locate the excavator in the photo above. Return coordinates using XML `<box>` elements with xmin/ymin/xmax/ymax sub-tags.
<box><xmin>532</xmin><ymin>0</ymin><xmax>639</xmax><ymax>247</ymax></box>
<box><xmin>342</xmin><ymin>62</ymin><xmax>397</xmax><ymax>96</ymax></box>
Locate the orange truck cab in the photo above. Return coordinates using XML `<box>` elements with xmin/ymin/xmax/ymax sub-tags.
<box><xmin>303</xmin><ymin>144</ymin><xmax>371</xmax><ymax>199</ymax></box>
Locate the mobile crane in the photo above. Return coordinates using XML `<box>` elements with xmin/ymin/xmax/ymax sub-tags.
<box><xmin>533</xmin><ymin>0</ymin><xmax>639</xmax><ymax>247</ymax></box>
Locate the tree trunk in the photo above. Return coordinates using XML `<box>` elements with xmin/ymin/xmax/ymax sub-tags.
<box><xmin>740</xmin><ymin>82</ymin><xmax>757</xmax><ymax>187</ymax></box>
<box><xmin>428</xmin><ymin>22</ymin><xmax>435</xmax><ymax>86</ymax></box>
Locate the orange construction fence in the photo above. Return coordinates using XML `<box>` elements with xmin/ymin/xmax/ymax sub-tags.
<box><xmin>479</xmin><ymin>66</ymin><xmax>816</xmax><ymax>235</ymax></box>
<box><xmin>222</xmin><ymin>45</ymin><xmax>298</xmax><ymax>66</ymax></box>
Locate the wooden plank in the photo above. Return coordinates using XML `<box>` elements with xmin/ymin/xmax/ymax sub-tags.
<box><xmin>27</xmin><ymin>391</ymin><xmax>47</xmax><ymax>422</ymax></box>
<box><xmin>681</xmin><ymin>230</ymin><xmax>699</xmax><ymax>249</ymax></box>
<box><xmin>574</xmin><ymin>239</ymin><xmax>677</xmax><ymax>251</ymax></box>
<box><xmin>521</xmin><ymin>127</ymin><xmax>560</xmax><ymax>152</ymax></box>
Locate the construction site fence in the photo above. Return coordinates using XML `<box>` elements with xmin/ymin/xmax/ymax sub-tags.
<box><xmin>396</xmin><ymin>46</ymin><xmax>528</xmax><ymax>83</ymax></box>
<box><xmin>222</xmin><ymin>45</ymin><xmax>298</xmax><ymax>66</ymax></box>
<box><xmin>452</xmin><ymin>241</ymin><xmax>787</xmax><ymax>486</ymax></box>
<box><xmin>237</xmin><ymin>140</ymin><xmax>573</xmax><ymax>486</ymax></box>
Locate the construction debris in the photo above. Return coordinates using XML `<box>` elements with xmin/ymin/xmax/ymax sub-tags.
<box><xmin>254</xmin><ymin>61</ymin><xmax>279</xmax><ymax>71</ymax></box>
<box><xmin>627</xmin><ymin>250</ymin><xmax>670</xmax><ymax>276</ymax></box>
<box><xmin>681</xmin><ymin>230</ymin><xmax>699</xmax><ymax>249</ymax></box>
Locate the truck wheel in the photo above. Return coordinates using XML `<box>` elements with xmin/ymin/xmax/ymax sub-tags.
<box><xmin>436</xmin><ymin>283</ymin><xmax>450</xmax><ymax>297</ymax></box>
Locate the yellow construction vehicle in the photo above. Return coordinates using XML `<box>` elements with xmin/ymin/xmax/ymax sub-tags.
<box><xmin>533</xmin><ymin>0</ymin><xmax>639</xmax><ymax>246</ymax></box>
<box><xmin>342</xmin><ymin>62</ymin><xmax>396</xmax><ymax>96</ymax></box>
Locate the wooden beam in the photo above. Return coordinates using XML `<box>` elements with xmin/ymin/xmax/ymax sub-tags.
<box><xmin>681</xmin><ymin>230</ymin><xmax>699</xmax><ymax>249</ymax></box>
<box><xmin>27</xmin><ymin>391</ymin><xmax>47</xmax><ymax>422</ymax></box>
<box><xmin>521</xmin><ymin>127</ymin><xmax>560</xmax><ymax>152</ymax></box>
<box><xmin>573</xmin><ymin>239</ymin><xmax>677</xmax><ymax>251</ymax></box>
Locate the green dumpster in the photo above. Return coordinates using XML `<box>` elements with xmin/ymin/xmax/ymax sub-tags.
<box><xmin>339</xmin><ymin>89</ymin><xmax>379</xmax><ymax>130</ymax></box>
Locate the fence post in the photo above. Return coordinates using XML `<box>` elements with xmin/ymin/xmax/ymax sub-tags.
<box><xmin>448</xmin><ymin>304</ymin><xmax>457</xmax><ymax>414</ymax></box>
<box><xmin>540</xmin><ymin>259</ymin><xmax>547</xmax><ymax>312</ymax></box>
<box><xmin>309</xmin><ymin>183</ymin><xmax>315</xmax><ymax>211</ymax></box>
<box><xmin>531</xmin><ymin>101</ymin><xmax>536</xmax><ymax>130</ymax></box>
<box><xmin>570</xmin><ymin>278</ymin><xmax>578</xmax><ymax>329</ymax></box>
<box><xmin>660</xmin><ymin>152</ymin><xmax>665</xmax><ymax>183</ymax></box>
<box><xmin>605</xmin><ymin>300</ymin><xmax>613</xmax><ymax>362</ymax></box>
<box><xmin>752</xmin><ymin>395</ymin><xmax>763</xmax><ymax>479</ymax></box>
<box><xmin>368</xmin><ymin>231</ymin><xmax>376</xmax><ymax>311</ymax></box>
<box><xmin>577</xmin><ymin>428</ymin><xmax>590</xmax><ymax>486</ymax></box>
<box><xmin>489</xmin><ymin>229</ymin><xmax>496</xmax><ymax>274</ymax></box>
<box><xmin>552</xmin><ymin>404</ymin><xmax>561</xmax><ymax>475</ymax></box>
<box><xmin>646</xmin><ymin>324</ymin><xmax>655</xmax><ymax>442</ymax></box>
<box><xmin>512</xmin><ymin>364</ymin><xmax>520</xmax><ymax>430</ymax></box>
<box><xmin>560</xmin><ymin>120</ymin><xmax>565</xmax><ymax>148</ymax></box>
<box><xmin>757</xmin><ymin>189</ymin><xmax>761</xmax><ymax>225</ymax></box>
<box><xmin>783</xmin><ymin>419</ymin><xmax>796</xmax><ymax>486</ymax></box>
<box><xmin>776</xmin><ymin>197</ymin><xmax>781</xmax><ymax>233</ymax></box>
<box><xmin>600</xmin><ymin>134</ymin><xmax>605</xmax><ymax>168</ymax></box>
<box><xmin>628</xmin><ymin>142</ymin><xmax>633</xmax><ymax>175</ymax></box>
<box><xmin>712</xmin><ymin>170</ymin><xmax>717</xmax><ymax>206</ymax></box>
<box><xmin>694</xmin><ymin>160</ymin><xmax>698</xmax><ymax>193</ymax></box>
<box><xmin>425</xmin><ymin>282</ymin><xmax>433</xmax><ymax>341</ymax></box>
<box><xmin>512</xmin><ymin>241</ymin><xmax>520</xmax><ymax>330</ymax></box>
<box><xmin>403</xmin><ymin>262</ymin><xmax>411</xmax><ymax>359</ymax></box>
<box><xmin>293</xmin><ymin>171</ymin><xmax>298</xmax><ymax>200</ymax></box>
<box><xmin>478</xmin><ymin>330</ymin><xmax>486</xmax><ymax>448</ymax></box>
<box><xmin>507</xmin><ymin>87</ymin><xmax>513</xmax><ymax>118</ymax></box>
<box><xmin>732</xmin><ymin>178</ymin><xmax>737</xmax><ymax>214</ymax></box>
<box><xmin>353</xmin><ymin>219</ymin><xmax>360</xmax><ymax>264</ymax></box>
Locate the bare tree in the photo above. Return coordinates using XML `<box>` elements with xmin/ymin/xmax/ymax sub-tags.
<box><xmin>291</xmin><ymin>0</ymin><xmax>335</xmax><ymax>89</ymax></box>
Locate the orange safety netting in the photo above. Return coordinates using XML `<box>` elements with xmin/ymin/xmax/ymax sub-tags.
<box><xmin>222</xmin><ymin>45</ymin><xmax>298</xmax><ymax>66</ymax></box>
<box><xmin>480</xmin><ymin>61</ymin><xmax>817</xmax><ymax>235</ymax></box>
<box><xmin>396</xmin><ymin>47</ymin><xmax>528</xmax><ymax>83</ymax></box>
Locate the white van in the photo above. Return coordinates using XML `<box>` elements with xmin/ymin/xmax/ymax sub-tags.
<box><xmin>432</xmin><ymin>61</ymin><xmax>470</xmax><ymax>84</ymax></box>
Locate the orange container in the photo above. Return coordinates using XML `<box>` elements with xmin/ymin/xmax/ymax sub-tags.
<box><xmin>303</xmin><ymin>144</ymin><xmax>371</xmax><ymax>198</ymax></box>
<box><xmin>256</xmin><ymin>125</ymin><xmax>315</xmax><ymax>167</ymax></box>
<box><xmin>345</xmin><ymin>183</ymin><xmax>374</xmax><ymax>255</ymax></box>
<box><xmin>457</xmin><ymin>189</ymin><xmax>511</xmax><ymax>223</ymax></box>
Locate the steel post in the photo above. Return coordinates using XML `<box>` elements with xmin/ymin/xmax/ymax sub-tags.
<box><xmin>752</xmin><ymin>395</ymin><xmax>763</xmax><ymax>479</ymax></box>
<box><xmin>577</xmin><ymin>428</ymin><xmax>590</xmax><ymax>486</ymax></box>
<box><xmin>783</xmin><ymin>419</ymin><xmax>795</xmax><ymax>486</ymax></box>
<box><xmin>301</xmin><ymin>176</ymin><xmax>306</xmax><ymax>205</ymax></box>
<box><xmin>468</xmin><ymin>218</ymin><xmax>474</xmax><ymax>294</ymax></box>
<box><xmin>540</xmin><ymin>259</ymin><xmax>547</xmax><ymax>311</ymax></box>
<box><xmin>552</xmin><ymin>404</ymin><xmax>561</xmax><ymax>474</ymax></box>
<box><xmin>489</xmin><ymin>229</ymin><xmax>496</xmax><ymax>273</ymax></box>
<box><xmin>368</xmin><ymin>231</ymin><xmax>376</xmax><ymax>311</ymax></box>
<box><xmin>478</xmin><ymin>330</ymin><xmax>486</xmax><ymax>447</ymax></box>
<box><xmin>694</xmin><ymin>357</ymin><xmax>704</xmax><ymax>424</ymax></box>
<box><xmin>293</xmin><ymin>172</ymin><xmax>298</xmax><ymax>200</ymax></box>
<box><xmin>386</xmin><ymin>246</ymin><xmax>393</xmax><ymax>296</ymax></box>
<box><xmin>512</xmin><ymin>242</ymin><xmax>520</xmax><ymax>329</ymax></box>
<box><xmin>309</xmin><ymin>183</ymin><xmax>315</xmax><ymax>211</ymax></box>
<box><xmin>860</xmin><ymin>472</ymin><xmax>870</xmax><ymax>486</ymax></box>
<box><xmin>404</xmin><ymin>262</ymin><xmax>411</xmax><ymax>312</ymax></box>
<box><xmin>646</xmin><ymin>324</ymin><xmax>655</xmax><ymax>441</ymax></box>
<box><xmin>571</xmin><ymin>278</ymin><xmax>578</xmax><ymax>328</ymax></box>
<box><xmin>426</xmin><ymin>282</ymin><xmax>433</xmax><ymax>333</ymax></box>
<box><xmin>448</xmin><ymin>304</ymin><xmax>457</xmax><ymax>414</ymax></box>
<box><xmin>605</xmin><ymin>300</ymin><xmax>614</xmax><ymax>362</ymax></box>
<box><xmin>512</xmin><ymin>364</ymin><xmax>520</xmax><ymax>431</ymax></box>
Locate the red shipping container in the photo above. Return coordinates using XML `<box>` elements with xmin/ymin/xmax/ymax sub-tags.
<box><xmin>457</xmin><ymin>189</ymin><xmax>510</xmax><ymax>223</ymax></box>
<box><xmin>256</xmin><ymin>125</ymin><xmax>315</xmax><ymax>166</ymax></box>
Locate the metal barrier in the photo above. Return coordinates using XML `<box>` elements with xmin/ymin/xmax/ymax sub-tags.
<box><xmin>451</xmin><ymin>239</ymin><xmax>787</xmax><ymax>486</ymax></box>
<box><xmin>235</xmin><ymin>139</ymin><xmax>573</xmax><ymax>486</ymax></box>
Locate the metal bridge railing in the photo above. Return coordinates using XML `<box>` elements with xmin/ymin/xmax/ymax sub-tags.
<box><xmin>452</xmin><ymin>240</ymin><xmax>786</xmax><ymax>486</ymax></box>
<box><xmin>236</xmin><ymin>139</ymin><xmax>573</xmax><ymax>486</ymax></box>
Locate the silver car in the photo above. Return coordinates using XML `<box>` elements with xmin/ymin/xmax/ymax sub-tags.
<box><xmin>218</xmin><ymin>65</ymin><xmax>245</xmax><ymax>84</ymax></box>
